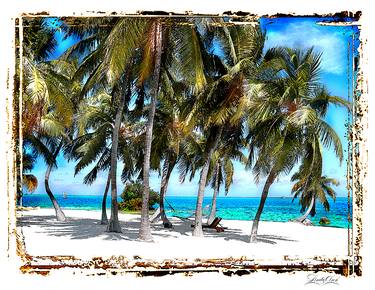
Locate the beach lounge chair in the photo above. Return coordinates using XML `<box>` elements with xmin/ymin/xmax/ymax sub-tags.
<box><xmin>191</xmin><ymin>217</ymin><xmax>227</xmax><ymax>232</ymax></box>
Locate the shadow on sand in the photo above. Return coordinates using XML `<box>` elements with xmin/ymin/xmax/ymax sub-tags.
<box><xmin>17</xmin><ymin>214</ymin><xmax>297</xmax><ymax>244</ymax></box>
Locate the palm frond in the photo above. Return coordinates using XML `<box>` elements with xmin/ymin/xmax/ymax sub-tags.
<box><xmin>22</xmin><ymin>174</ymin><xmax>38</xmax><ymax>192</ymax></box>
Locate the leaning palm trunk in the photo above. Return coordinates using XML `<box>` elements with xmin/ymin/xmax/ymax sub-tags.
<box><xmin>153</xmin><ymin>157</ymin><xmax>174</xmax><ymax>228</ymax></box>
<box><xmin>17</xmin><ymin>191</ymin><xmax>23</xmax><ymax>207</ymax></box>
<box><xmin>207</xmin><ymin>161</ymin><xmax>220</xmax><ymax>225</ymax></box>
<box><xmin>295</xmin><ymin>195</ymin><xmax>315</xmax><ymax>223</ymax></box>
<box><xmin>193</xmin><ymin>127</ymin><xmax>223</xmax><ymax>237</ymax></box>
<box><xmin>139</xmin><ymin>20</ymin><xmax>163</xmax><ymax>241</ymax></box>
<box><xmin>249</xmin><ymin>167</ymin><xmax>278</xmax><ymax>242</ymax></box>
<box><xmin>107</xmin><ymin>88</ymin><xmax>127</xmax><ymax>233</ymax></box>
<box><xmin>17</xmin><ymin>171</ymin><xmax>23</xmax><ymax>207</ymax></box>
<box><xmin>100</xmin><ymin>172</ymin><xmax>111</xmax><ymax>225</ymax></box>
<box><xmin>45</xmin><ymin>140</ymin><xmax>66</xmax><ymax>221</ymax></box>
<box><xmin>139</xmin><ymin>93</ymin><xmax>157</xmax><ymax>239</ymax></box>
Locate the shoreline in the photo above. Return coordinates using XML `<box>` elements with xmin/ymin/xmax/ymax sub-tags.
<box><xmin>17</xmin><ymin>205</ymin><xmax>350</xmax><ymax>229</ymax></box>
<box><xmin>17</xmin><ymin>208</ymin><xmax>348</xmax><ymax>260</ymax></box>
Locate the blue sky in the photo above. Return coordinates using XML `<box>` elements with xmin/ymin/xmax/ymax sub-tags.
<box><xmin>28</xmin><ymin>17</ymin><xmax>359</xmax><ymax>197</ymax></box>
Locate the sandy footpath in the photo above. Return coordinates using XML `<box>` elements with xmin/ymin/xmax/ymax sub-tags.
<box><xmin>17</xmin><ymin>208</ymin><xmax>348</xmax><ymax>262</ymax></box>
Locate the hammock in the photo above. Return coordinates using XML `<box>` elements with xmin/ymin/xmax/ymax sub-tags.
<box><xmin>171</xmin><ymin>204</ymin><xmax>210</xmax><ymax>221</ymax></box>
<box><xmin>150</xmin><ymin>200</ymin><xmax>210</xmax><ymax>222</ymax></box>
<box><xmin>149</xmin><ymin>198</ymin><xmax>176</xmax><ymax>222</ymax></box>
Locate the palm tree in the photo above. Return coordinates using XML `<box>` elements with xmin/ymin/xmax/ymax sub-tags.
<box><xmin>64</xmin><ymin>18</ymin><xmax>151</xmax><ymax>232</ymax></box>
<box><xmin>178</xmin><ymin>123</ymin><xmax>247</xmax><ymax>226</ymax></box>
<box><xmin>23</xmin><ymin>56</ymin><xmax>79</xmax><ymax>221</ymax></box>
<box><xmin>15</xmin><ymin>19</ymin><xmax>57</xmax><ymax>208</ymax></box>
<box><xmin>292</xmin><ymin>173</ymin><xmax>339</xmax><ymax>223</ymax></box>
<box><xmin>148</xmin><ymin>75</ymin><xmax>200</xmax><ymax>228</ymax></box>
<box><xmin>68</xmin><ymin>89</ymin><xmax>144</xmax><ymax>225</ymax></box>
<box><xmin>106</xmin><ymin>73</ymin><xmax>132</xmax><ymax>232</ymax></box>
<box><xmin>66</xmin><ymin>90</ymin><xmax>113</xmax><ymax>224</ymax></box>
<box><xmin>136</xmin><ymin>18</ymin><xmax>212</xmax><ymax>240</ymax></box>
<box><xmin>290</xmin><ymin>135</ymin><xmax>339</xmax><ymax>223</ymax></box>
<box><xmin>59</xmin><ymin>18</ymin><xmax>149</xmax><ymax>227</ymax></box>
<box><xmin>117</xmin><ymin>18</ymin><xmax>208</xmax><ymax>239</ymax></box>
<box><xmin>246</xmin><ymin>47</ymin><xmax>350</xmax><ymax>242</ymax></box>
<box><xmin>20</xmin><ymin>19</ymin><xmax>84</xmax><ymax>223</ymax></box>
<box><xmin>206</xmin><ymin>126</ymin><xmax>247</xmax><ymax>224</ymax></box>
<box><xmin>22</xmin><ymin>152</ymin><xmax>38</xmax><ymax>193</ymax></box>
<box><xmin>185</xmin><ymin>23</ymin><xmax>265</xmax><ymax>237</ymax></box>
<box><xmin>17</xmin><ymin>149</ymin><xmax>38</xmax><ymax>206</ymax></box>
<box><xmin>149</xmin><ymin>105</ymin><xmax>180</xmax><ymax>227</ymax></box>
<box><xmin>137</xmin><ymin>19</ymin><xmax>163</xmax><ymax>240</ymax></box>
<box><xmin>44</xmin><ymin>138</ymin><xmax>67</xmax><ymax>221</ymax></box>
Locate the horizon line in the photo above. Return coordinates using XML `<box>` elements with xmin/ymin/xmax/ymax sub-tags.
<box><xmin>24</xmin><ymin>193</ymin><xmax>349</xmax><ymax>198</ymax></box>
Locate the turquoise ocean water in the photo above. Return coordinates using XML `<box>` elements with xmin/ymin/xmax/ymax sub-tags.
<box><xmin>22</xmin><ymin>195</ymin><xmax>351</xmax><ymax>228</ymax></box>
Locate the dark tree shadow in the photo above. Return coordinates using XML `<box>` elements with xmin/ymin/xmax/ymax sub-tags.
<box><xmin>148</xmin><ymin>218</ymin><xmax>298</xmax><ymax>244</ymax></box>
<box><xmin>17</xmin><ymin>214</ymin><xmax>298</xmax><ymax>245</ymax></box>
<box><xmin>17</xmin><ymin>214</ymin><xmax>172</xmax><ymax>241</ymax></box>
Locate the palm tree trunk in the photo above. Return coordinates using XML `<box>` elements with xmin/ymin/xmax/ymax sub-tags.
<box><xmin>45</xmin><ymin>140</ymin><xmax>66</xmax><ymax>222</ymax></box>
<box><xmin>17</xmin><ymin>191</ymin><xmax>23</xmax><ymax>207</ymax></box>
<box><xmin>295</xmin><ymin>196</ymin><xmax>315</xmax><ymax>223</ymax></box>
<box><xmin>158</xmin><ymin>157</ymin><xmax>175</xmax><ymax>228</ymax></box>
<box><xmin>139</xmin><ymin>20</ymin><xmax>163</xmax><ymax>241</ymax></box>
<box><xmin>106</xmin><ymin>87</ymin><xmax>126</xmax><ymax>233</ymax></box>
<box><xmin>207</xmin><ymin>161</ymin><xmax>220</xmax><ymax>225</ymax></box>
<box><xmin>100</xmin><ymin>171</ymin><xmax>111</xmax><ymax>225</ymax></box>
<box><xmin>249</xmin><ymin>167</ymin><xmax>277</xmax><ymax>242</ymax></box>
<box><xmin>193</xmin><ymin>127</ymin><xmax>223</xmax><ymax>237</ymax></box>
<box><xmin>17</xmin><ymin>168</ymin><xmax>22</xmax><ymax>207</ymax></box>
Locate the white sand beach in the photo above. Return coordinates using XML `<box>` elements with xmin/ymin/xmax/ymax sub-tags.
<box><xmin>17</xmin><ymin>208</ymin><xmax>348</xmax><ymax>262</ymax></box>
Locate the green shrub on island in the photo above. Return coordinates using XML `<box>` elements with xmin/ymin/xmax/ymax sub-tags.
<box><xmin>119</xmin><ymin>182</ymin><xmax>159</xmax><ymax>211</ymax></box>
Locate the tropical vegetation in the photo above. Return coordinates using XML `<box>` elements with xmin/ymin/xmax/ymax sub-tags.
<box><xmin>119</xmin><ymin>182</ymin><xmax>159</xmax><ymax>211</ymax></box>
<box><xmin>17</xmin><ymin>16</ymin><xmax>350</xmax><ymax>243</ymax></box>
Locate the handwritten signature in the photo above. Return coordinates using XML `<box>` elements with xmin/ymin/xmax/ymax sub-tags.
<box><xmin>305</xmin><ymin>274</ymin><xmax>339</xmax><ymax>286</ymax></box>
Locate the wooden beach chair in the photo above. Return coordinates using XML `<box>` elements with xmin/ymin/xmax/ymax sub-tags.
<box><xmin>191</xmin><ymin>217</ymin><xmax>227</xmax><ymax>232</ymax></box>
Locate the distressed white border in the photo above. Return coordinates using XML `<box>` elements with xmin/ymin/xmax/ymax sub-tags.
<box><xmin>1</xmin><ymin>0</ymin><xmax>373</xmax><ymax>289</ymax></box>
<box><xmin>3</xmin><ymin>0</ymin><xmax>370</xmax><ymax>16</ymax></box>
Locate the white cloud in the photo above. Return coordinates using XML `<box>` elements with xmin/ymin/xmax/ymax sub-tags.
<box><xmin>265</xmin><ymin>21</ymin><xmax>347</xmax><ymax>75</ymax></box>
<box><xmin>233</xmin><ymin>170</ymin><xmax>252</xmax><ymax>184</ymax></box>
